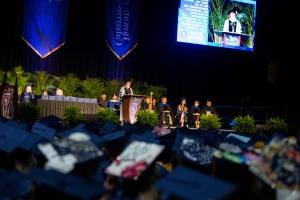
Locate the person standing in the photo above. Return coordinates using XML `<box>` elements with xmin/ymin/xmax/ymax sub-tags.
<box><xmin>119</xmin><ymin>80</ymin><xmax>134</xmax><ymax>124</ymax></box>
<box><xmin>119</xmin><ymin>80</ymin><xmax>133</xmax><ymax>97</ymax></box>
<box><xmin>223</xmin><ymin>9</ymin><xmax>242</xmax><ymax>34</ymax></box>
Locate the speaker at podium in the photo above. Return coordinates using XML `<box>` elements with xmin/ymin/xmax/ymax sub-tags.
<box><xmin>121</xmin><ymin>95</ymin><xmax>145</xmax><ymax>124</ymax></box>
<box><xmin>213</xmin><ymin>30</ymin><xmax>251</xmax><ymax>47</ymax></box>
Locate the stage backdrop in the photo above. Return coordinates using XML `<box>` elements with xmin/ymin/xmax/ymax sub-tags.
<box><xmin>106</xmin><ymin>0</ymin><xmax>139</xmax><ymax>61</ymax></box>
<box><xmin>22</xmin><ymin>0</ymin><xmax>69</xmax><ymax>59</ymax></box>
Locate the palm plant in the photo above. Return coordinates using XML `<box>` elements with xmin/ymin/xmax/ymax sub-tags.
<box><xmin>104</xmin><ymin>80</ymin><xmax>122</xmax><ymax>97</ymax></box>
<box><xmin>200</xmin><ymin>114</ymin><xmax>222</xmax><ymax>130</ymax></box>
<box><xmin>137</xmin><ymin>110</ymin><xmax>159</xmax><ymax>127</ymax></box>
<box><xmin>32</xmin><ymin>71</ymin><xmax>55</xmax><ymax>95</ymax></box>
<box><xmin>81</xmin><ymin>77</ymin><xmax>105</xmax><ymax>98</ymax></box>
<box><xmin>266</xmin><ymin>117</ymin><xmax>288</xmax><ymax>134</ymax></box>
<box><xmin>96</xmin><ymin>107</ymin><xmax>119</xmax><ymax>124</ymax></box>
<box><xmin>62</xmin><ymin>106</ymin><xmax>84</xmax><ymax>126</ymax></box>
<box><xmin>58</xmin><ymin>73</ymin><xmax>81</xmax><ymax>96</ymax></box>
<box><xmin>18</xmin><ymin>103</ymin><xmax>41</xmax><ymax>122</ymax></box>
<box><xmin>209</xmin><ymin>0</ymin><xmax>229</xmax><ymax>42</ymax></box>
<box><xmin>11</xmin><ymin>66</ymin><xmax>33</xmax><ymax>95</ymax></box>
<box><xmin>0</xmin><ymin>70</ymin><xmax>4</xmax><ymax>83</ymax></box>
<box><xmin>147</xmin><ymin>85</ymin><xmax>167</xmax><ymax>100</ymax></box>
<box><xmin>233</xmin><ymin>115</ymin><xmax>256</xmax><ymax>134</ymax></box>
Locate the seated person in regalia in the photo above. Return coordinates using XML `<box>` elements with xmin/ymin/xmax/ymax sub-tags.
<box><xmin>158</xmin><ymin>96</ymin><xmax>173</xmax><ymax>127</ymax></box>
<box><xmin>56</xmin><ymin>88</ymin><xmax>64</xmax><ymax>96</ymax></box>
<box><xmin>20</xmin><ymin>84</ymin><xmax>35</xmax><ymax>104</ymax></box>
<box><xmin>203</xmin><ymin>99</ymin><xmax>217</xmax><ymax>115</ymax></box>
<box><xmin>107</xmin><ymin>93</ymin><xmax>121</xmax><ymax>113</ymax></box>
<box><xmin>99</xmin><ymin>93</ymin><xmax>108</xmax><ymax>108</ymax></box>
<box><xmin>176</xmin><ymin>98</ymin><xmax>188</xmax><ymax>128</ymax></box>
<box><xmin>189</xmin><ymin>100</ymin><xmax>202</xmax><ymax>128</ymax></box>
<box><xmin>142</xmin><ymin>96</ymin><xmax>157</xmax><ymax>112</ymax></box>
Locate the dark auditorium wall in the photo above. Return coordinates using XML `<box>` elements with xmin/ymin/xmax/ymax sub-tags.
<box><xmin>0</xmin><ymin>0</ymin><xmax>287</xmax><ymax>106</ymax></box>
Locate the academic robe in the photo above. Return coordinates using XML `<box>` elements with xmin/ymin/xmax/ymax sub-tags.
<box><xmin>158</xmin><ymin>103</ymin><xmax>173</xmax><ymax>126</ymax></box>
<box><xmin>20</xmin><ymin>92</ymin><xmax>35</xmax><ymax>104</ymax></box>
<box><xmin>203</xmin><ymin>106</ymin><xmax>217</xmax><ymax>115</ymax></box>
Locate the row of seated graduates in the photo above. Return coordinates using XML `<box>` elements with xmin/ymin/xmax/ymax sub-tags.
<box><xmin>142</xmin><ymin>96</ymin><xmax>217</xmax><ymax>128</ymax></box>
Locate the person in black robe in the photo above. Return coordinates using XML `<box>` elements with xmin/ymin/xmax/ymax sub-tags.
<box><xmin>189</xmin><ymin>100</ymin><xmax>203</xmax><ymax>128</ymax></box>
<box><xmin>203</xmin><ymin>99</ymin><xmax>217</xmax><ymax>115</ymax></box>
<box><xmin>20</xmin><ymin>84</ymin><xmax>35</xmax><ymax>104</ymax></box>
<box><xmin>158</xmin><ymin>97</ymin><xmax>173</xmax><ymax>126</ymax></box>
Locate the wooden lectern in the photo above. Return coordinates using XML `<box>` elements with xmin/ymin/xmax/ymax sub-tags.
<box><xmin>122</xmin><ymin>95</ymin><xmax>145</xmax><ymax>124</ymax></box>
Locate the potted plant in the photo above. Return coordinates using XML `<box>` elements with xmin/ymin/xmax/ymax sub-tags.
<box><xmin>233</xmin><ymin>115</ymin><xmax>256</xmax><ymax>134</ymax></box>
<box><xmin>200</xmin><ymin>114</ymin><xmax>222</xmax><ymax>131</ymax></box>
<box><xmin>18</xmin><ymin>103</ymin><xmax>41</xmax><ymax>122</ymax></box>
<box><xmin>62</xmin><ymin>106</ymin><xmax>84</xmax><ymax>127</ymax></box>
<box><xmin>266</xmin><ymin>117</ymin><xmax>288</xmax><ymax>134</ymax></box>
<box><xmin>81</xmin><ymin>77</ymin><xmax>105</xmax><ymax>98</ymax></box>
<box><xmin>31</xmin><ymin>71</ymin><xmax>55</xmax><ymax>95</ymax></box>
<box><xmin>58</xmin><ymin>73</ymin><xmax>81</xmax><ymax>96</ymax></box>
<box><xmin>96</xmin><ymin>107</ymin><xmax>119</xmax><ymax>124</ymax></box>
<box><xmin>136</xmin><ymin>110</ymin><xmax>159</xmax><ymax>128</ymax></box>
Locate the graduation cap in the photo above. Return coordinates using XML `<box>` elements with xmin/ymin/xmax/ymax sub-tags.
<box><xmin>155</xmin><ymin>166</ymin><xmax>235</xmax><ymax>200</ymax></box>
<box><xmin>106</xmin><ymin>141</ymin><xmax>165</xmax><ymax>180</ymax></box>
<box><xmin>172</xmin><ymin>131</ymin><xmax>204</xmax><ymax>153</ymax></box>
<box><xmin>19</xmin><ymin>133</ymin><xmax>49</xmax><ymax>151</ymax></box>
<box><xmin>98</xmin><ymin>130</ymin><xmax>126</xmax><ymax>144</ymax></box>
<box><xmin>225</xmin><ymin>133</ymin><xmax>251</xmax><ymax>144</ymax></box>
<box><xmin>31</xmin><ymin>168</ymin><xmax>103</xmax><ymax>200</ymax></box>
<box><xmin>56</xmin><ymin>123</ymin><xmax>103</xmax><ymax>145</ymax></box>
<box><xmin>38</xmin><ymin>116</ymin><xmax>61</xmax><ymax>129</ymax></box>
<box><xmin>37</xmin><ymin>135</ymin><xmax>103</xmax><ymax>174</ymax></box>
<box><xmin>0</xmin><ymin>121</ymin><xmax>29</xmax><ymax>153</ymax></box>
<box><xmin>102</xmin><ymin>122</ymin><xmax>118</xmax><ymax>134</ymax></box>
<box><xmin>0</xmin><ymin>169</ymin><xmax>31</xmax><ymax>199</ymax></box>
<box><xmin>129</xmin><ymin>130</ymin><xmax>160</xmax><ymax>144</ymax></box>
<box><xmin>32</xmin><ymin>122</ymin><xmax>56</xmax><ymax>140</ymax></box>
<box><xmin>180</xmin><ymin>136</ymin><xmax>216</xmax><ymax>165</ymax></box>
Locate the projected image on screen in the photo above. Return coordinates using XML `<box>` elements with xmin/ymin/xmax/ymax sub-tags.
<box><xmin>177</xmin><ymin>0</ymin><xmax>256</xmax><ymax>51</ymax></box>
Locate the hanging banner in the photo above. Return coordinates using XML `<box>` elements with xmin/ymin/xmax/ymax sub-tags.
<box><xmin>22</xmin><ymin>0</ymin><xmax>69</xmax><ymax>59</ymax></box>
<box><xmin>106</xmin><ymin>0</ymin><xmax>139</xmax><ymax>61</ymax></box>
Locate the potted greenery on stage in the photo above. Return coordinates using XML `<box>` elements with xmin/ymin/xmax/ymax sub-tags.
<box><xmin>266</xmin><ymin>117</ymin><xmax>288</xmax><ymax>135</ymax></box>
<box><xmin>18</xmin><ymin>103</ymin><xmax>41</xmax><ymax>122</ymax></box>
<box><xmin>200</xmin><ymin>114</ymin><xmax>222</xmax><ymax>131</ymax></box>
<box><xmin>136</xmin><ymin>110</ymin><xmax>159</xmax><ymax>128</ymax></box>
<box><xmin>233</xmin><ymin>115</ymin><xmax>256</xmax><ymax>134</ymax></box>
<box><xmin>96</xmin><ymin>108</ymin><xmax>119</xmax><ymax>124</ymax></box>
<box><xmin>62</xmin><ymin>106</ymin><xmax>84</xmax><ymax>127</ymax></box>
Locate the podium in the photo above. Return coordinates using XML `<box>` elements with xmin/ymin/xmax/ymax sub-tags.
<box><xmin>213</xmin><ymin>30</ymin><xmax>251</xmax><ymax>47</ymax></box>
<box><xmin>122</xmin><ymin>95</ymin><xmax>145</xmax><ymax>124</ymax></box>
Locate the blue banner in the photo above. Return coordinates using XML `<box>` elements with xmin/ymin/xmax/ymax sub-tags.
<box><xmin>22</xmin><ymin>0</ymin><xmax>69</xmax><ymax>58</ymax></box>
<box><xmin>106</xmin><ymin>0</ymin><xmax>139</xmax><ymax>61</ymax></box>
